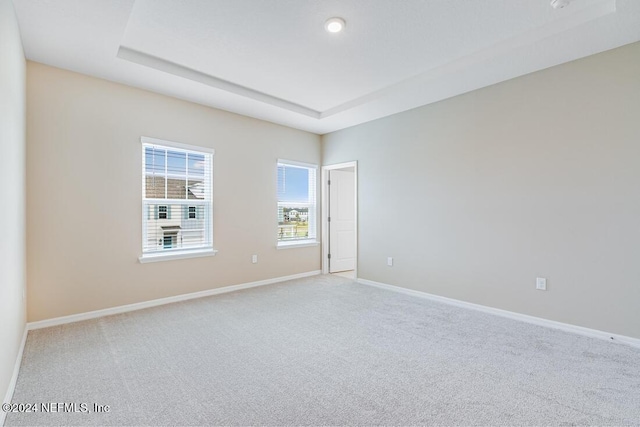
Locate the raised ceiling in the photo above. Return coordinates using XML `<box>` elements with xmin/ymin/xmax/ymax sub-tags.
<box><xmin>12</xmin><ymin>0</ymin><xmax>640</xmax><ymax>134</ymax></box>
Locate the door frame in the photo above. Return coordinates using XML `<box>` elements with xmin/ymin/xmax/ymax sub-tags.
<box><xmin>321</xmin><ymin>161</ymin><xmax>358</xmax><ymax>277</ymax></box>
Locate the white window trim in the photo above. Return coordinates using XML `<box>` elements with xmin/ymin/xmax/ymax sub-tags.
<box><xmin>277</xmin><ymin>158</ymin><xmax>316</xmax><ymax>169</ymax></box>
<box><xmin>139</xmin><ymin>248</ymin><xmax>218</xmax><ymax>263</ymax></box>
<box><xmin>276</xmin><ymin>240</ymin><xmax>319</xmax><ymax>249</ymax></box>
<box><xmin>140</xmin><ymin>136</ymin><xmax>215</xmax><ymax>263</ymax></box>
<box><xmin>141</xmin><ymin>136</ymin><xmax>215</xmax><ymax>155</ymax></box>
<box><xmin>277</xmin><ymin>159</ymin><xmax>318</xmax><ymax>248</ymax></box>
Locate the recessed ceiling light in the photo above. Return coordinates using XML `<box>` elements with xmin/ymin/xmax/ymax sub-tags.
<box><xmin>324</xmin><ymin>17</ymin><xmax>346</xmax><ymax>33</ymax></box>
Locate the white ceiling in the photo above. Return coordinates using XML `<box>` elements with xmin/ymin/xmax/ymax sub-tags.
<box><xmin>12</xmin><ymin>0</ymin><xmax>640</xmax><ymax>134</ymax></box>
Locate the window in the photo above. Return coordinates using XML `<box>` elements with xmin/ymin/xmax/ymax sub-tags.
<box><xmin>277</xmin><ymin>160</ymin><xmax>317</xmax><ymax>247</ymax></box>
<box><xmin>158</xmin><ymin>205</ymin><xmax>168</xmax><ymax>220</ymax></box>
<box><xmin>140</xmin><ymin>137</ymin><xmax>214</xmax><ymax>262</ymax></box>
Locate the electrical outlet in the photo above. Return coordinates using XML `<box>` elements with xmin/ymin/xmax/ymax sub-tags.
<box><xmin>252</xmin><ymin>255</ymin><xmax>258</xmax><ymax>264</ymax></box>
<box><xmin>536</xmin><ymin>277</ymin><xmax>547</xmax><ymax>291</ymax></box>
<box><xmin>387</xmin><ymin>257</ymin><xmax>393</xmax><ymax>267</ymax></box>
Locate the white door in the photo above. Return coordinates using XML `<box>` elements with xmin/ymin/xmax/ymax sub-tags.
<box><xmin>329</xmin><ymin>169</ymin><xmax>356</xmax><ymax>273</ymax></box>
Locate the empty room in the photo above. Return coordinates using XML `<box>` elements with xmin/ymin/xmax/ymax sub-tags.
<box><xmin>1</xmin><ymin>0</ymin><xmax>639</xmax><ymax>425</ymax></box>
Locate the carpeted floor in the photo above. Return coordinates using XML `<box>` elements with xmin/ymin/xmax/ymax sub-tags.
<box><xmin>6</xmin><ymin>275</ymin><xmax>640</xmax><ymax>426</ymax></box>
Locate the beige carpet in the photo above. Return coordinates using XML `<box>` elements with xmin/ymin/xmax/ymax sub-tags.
<box><xmin>6</xmin><ymin>274</ymin><xmax>640</xmax><ymax>426</ymax></box>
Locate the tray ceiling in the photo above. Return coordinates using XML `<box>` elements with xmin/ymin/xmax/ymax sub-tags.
<box><xmin>12</xmin><ymin>0</ymin><xmax>640</xmax><ymax>134</ymax></box>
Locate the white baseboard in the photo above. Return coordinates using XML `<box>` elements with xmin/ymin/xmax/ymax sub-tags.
<box><xmin>27</xmin><ymin>270</ymin><xmax>321</xmax><ymax>331</ymax></box>
<box><xmin>1</xmin><ymin>325</ymin><xmax>28</xmax><ymax>426</ymax></box>
<box><xmin>357</xmin><ymin>278</ymin><xmax>640</xmax><ymax>349</ymax></box>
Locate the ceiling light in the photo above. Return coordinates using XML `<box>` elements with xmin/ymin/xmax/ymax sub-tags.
<box><xmin>324</xmin><ymin>17</ymin><xmax>345</xmax><ymax>33</ymax></box>
<box><xmin>550</xmin><ymin>0</ymin><xmax>572</xmax><ymax>9</ymax></box>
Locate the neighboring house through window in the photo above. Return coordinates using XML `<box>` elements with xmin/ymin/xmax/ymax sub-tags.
<box><xmin>277</xmin><ymin>159</ymin><xmax>317</xmax><ymax>247</ymax></box>
<box><xmin>141</xmin><ymin>136</ymin><xmax>214</xmax><ymax>261</ymax></box>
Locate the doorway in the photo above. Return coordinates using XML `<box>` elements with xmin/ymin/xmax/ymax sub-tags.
<box><xmin>322</xmin><ymin>161</ymin><xmax>357</xmax><ymax>278</ymax></box>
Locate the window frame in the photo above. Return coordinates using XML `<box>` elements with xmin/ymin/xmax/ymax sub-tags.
<box><xmin>139</xmin><ymin>136</ymin><xmax>216</xmax><ymax>263</ymax></box>
<box><xmin>276</xmin><ymin>159</ymin><xmax>319</xmax><ymax>249</ymax></box>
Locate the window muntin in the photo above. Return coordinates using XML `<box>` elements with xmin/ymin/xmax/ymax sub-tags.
<box><xmin>277</xmin><ymin>160</ymin><xmax>317</xmax><ymax>245</ymax></box>
<box><xmin>142</xmin><ymin>137</ymin><xmax>213</xmax><ymax>258</ymax></box>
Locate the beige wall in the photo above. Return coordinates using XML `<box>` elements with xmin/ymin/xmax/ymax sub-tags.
<box><xmin>0</xmin><ymin>0</ymin><xmax>27</xmax><ymax>405</ymax></box>
<box><xmin>27</xmin><ymin>62</ymin><xmax>321</xmax><ymax>322</ymax></box>
<box><xmin>323</xmin><ymin>42</ymin><xmax>640</xmax><ymax>339</ymax></box>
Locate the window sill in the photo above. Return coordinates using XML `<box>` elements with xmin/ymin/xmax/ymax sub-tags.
<box><xmin>277</xmin><ymin>240</ymin><xmax>320</xmax><ymax>250</ymax></box>
<box><xmin>139</xmin><ymin>248</ymin><xmax>218</xmax><ymax>263</ymax></box>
